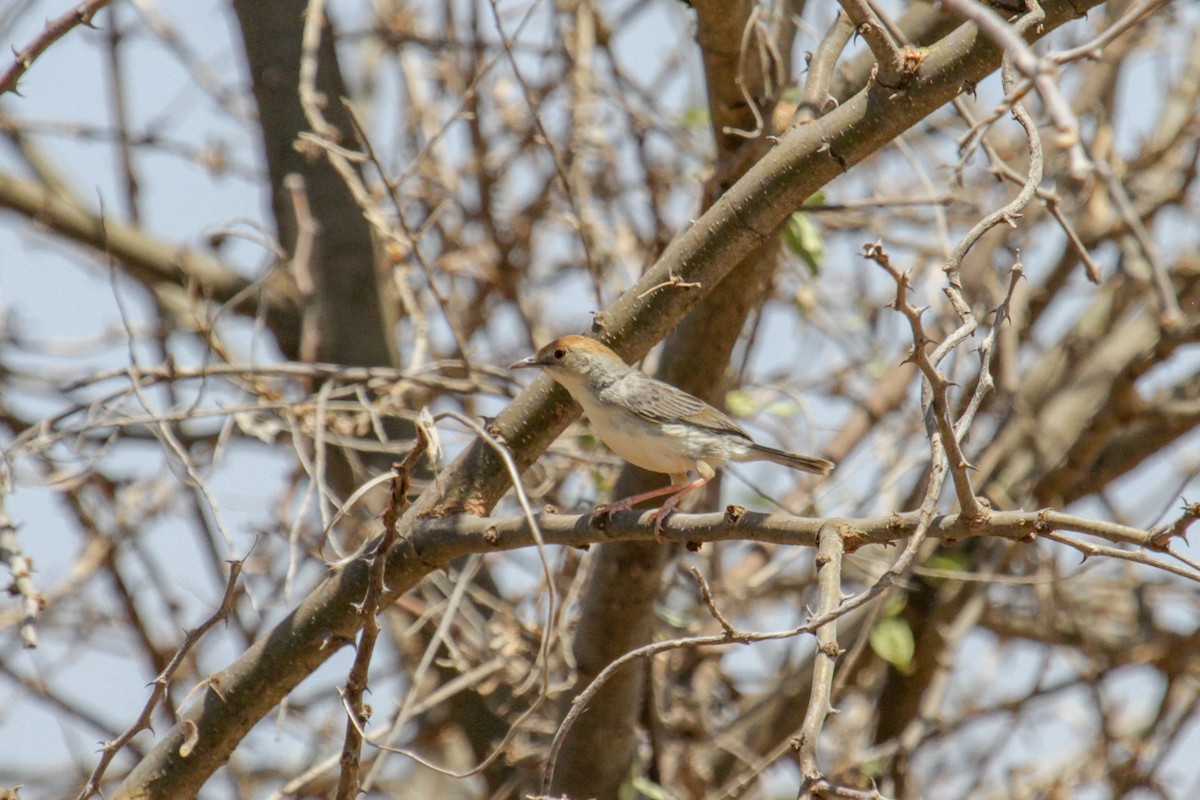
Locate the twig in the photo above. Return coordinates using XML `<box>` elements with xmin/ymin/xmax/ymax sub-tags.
<box><xmin>485</xmin><ymin>0</ymin><xmax>602</xmax><ymax>308</ymax></box>
<box><xmin>1148</xmin><ymin>500</ymin><xmax>1200</xmax><ymax>549</ymax></box>
<box><xmin>436</xmin><ymin>411</ymin><xmax>556</xmax><ymax>697</ymax></box>
<box><xmin>888</xmin><ymin>567</ymin><xmax>992</xmax><ymax>785</ymax></box>
<box><xmin>76</xmin><ymin>560</ymin><xmax>243</xmax><ymax>800</ymax></box>
<box><xmin>63</xmin><ymin>359</ymin><xmax>498</xmax><ymax>394</ymax></box>
<box><xmin>1092</xmin><ymin>152</ymin><xmax>1184</xmax><ymax>328</ymax></box>
<box><xmin>948</xmin><ymin>0</ymin><xmax>1046</xmax><ymax>293</ymax></box>
<box><xmin>954</xmin><ymin>258</ymin><xmax>1024</xmax><ymax>442</ymax></box>
<box><xmin>689</xmin><ymin>566</ymin><xmax>738</xmax><ymax>640</ymax></box>
<box><xmin>544</xmin><ymin>387</ymin><xmax>958</xmax><ymax>797</ymax></box>
<box><xmin>865</xmin><ymin>243</ymin><xmax>986</xmax><ymax>523</ymax></box>
<box><xmin>1045</xmin><ymin>197</ymin><xmax>1102</xmax><ymax>283</ymax></box>
<box><xmin>838</xmin><ymin>0</ymin><xmax>908</xmax><ymax>89</ymax></box>
<box><xmin>1048</xmin><ymin>0</ymin><xmax>1172</xmax><ymax>65</ymax></box>
<box><xmin>339</xmin><ymin>100</ymin><xmax>475</xmax><ymax>373</ymax></box>
<box><xmin>1041</xmin><ymin>530</ymin><xmax>1200</xmax><ymax>582</ymax></box>
<box><xmin>0</xmin><ymin>171</ymin><xmax>300</xmax><ymax>320</ymax></box>
<box><xmin>937</xmin><ymin>0</ymin><xmax>1084</xmax><ymax>155</ymax></box>
<box><xmin>0</xmin><ymin>0</ymin><xmax>113</xmax><ymax>95</ymax></box>
<box><xmin>105</xmin><ymin>244</ymin><xmax>238</xmax><ymax>551</ymax></box>
<box><xmin>283</xmin><ymin>173</ymin><xmax>322</xmax><ymax>368</ymax></box>
<box><xmin>636</xmin><ymin>273</ymin><xmax>702</xmax><ymax>299</ymax></box>
<box><xmin>357</xmin><ymin>557</ymin><xmax>483</xmax><ymax>791</ymax></box>
<box><xmin>796</xmin><ymin>523</ymin><xmax>846</xmax><ymax>796</ymax></box>
<box><xmin>334</xmin><ymin>431</ymin><xmax>428</xmax><ymax>800</ymax></box>
<box><xmin>0</xmin><ymin>468</ymin><xmax>41</xmax><ymax>648</ymax></box>
<box><xmin>388</xmin><ymin>1</ymin><xmax>541</xmax><ymax>190</ymax></box>
<box><xmin>803</xmin><ymin>194</ymin><xmax>953</xmax><ymax>211</ymax></box>
<box><xmin>104</xmin><ymin>1</ymin><xmax>140</xmax><ymax>224</ymax></box>
<box><xmin>721</xmin><ymin>6</ymin><xmax>767</xmax><ymax>138</ymax></box>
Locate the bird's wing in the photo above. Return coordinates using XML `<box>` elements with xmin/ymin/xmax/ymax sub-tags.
<box><xmin>610</xmin><ymin>372</ymin><xmax>752</xmax><ymax>439</ymax></box>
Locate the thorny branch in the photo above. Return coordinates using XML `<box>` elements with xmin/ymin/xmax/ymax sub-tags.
<box><xmin>0</xmin><ymin>0</ymin><xmax>114</xmax><ymax>95</ymax></box>
<box><xmin>77</xmin><ymin>560</ymin><xmax>244</xmax><ymax>800</ymax></box>
<box><xmin>865</xmin><ymin>242</ymin><xmax>986</xmax><ymax>523</ymax></box>
<box><xmin>838</xmin><ymin>0</ymin><xmax>911</xmax><ymax>90</ymax></box>
<box><xmin>334</xmin><ymin>430</ymin><xmax>428</xmax><ymax>800</ymax></box>
<box><xmin>796</xmin><ymin>523</ymin><xmax>848</xmax><ymax>798</ymax></box>
<box><xmin>0</xmin><ymin>468</ymin><xmax>40</xmax><ymax>648</ymax></box>
<box><xmin>938</xmin><ymin>0</ymin><xmax>1086</xmax><ymax>165</ymax></box>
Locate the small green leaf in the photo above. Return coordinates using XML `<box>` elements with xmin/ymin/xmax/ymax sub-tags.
<box><xmin>923</xmin><ymin>550</ymin><xmax>974</xmax><ymax>586</ymax></box>
<box><xmin>725</xmin><ymin>389</ymin><xmax>757</xmax><ymax>418</ymax></box>
<box><xmin>589</xmin><ymin>467</ymin><xmax>612</xmax><ymax>493</ymax></box>
<box><xmin>866</xmin><ymin>359</ymin><xmax>892</xmax><ymax>379</ymax></box>
<box><xmin>766</xmin><ymin>399</ymin><xmax>801</xmax><ymax>418</ymax></box>
<box><xmin>880</xmin><ymin>594</ymin><xmax>907</xmax><ymax>617</ymax></box>
<box><xmin>926</xmin><ymin>550</ymin><xmax>973</xmax><ymax>574</ymax></box>
<box><xmin>655</xmin><ymin>604</ymin><xmax>690</xmax><ymax>629</ymax></box>
<box><xmin>629</xmin><ymin>776</ymin><xmax>673</xmax><ymax>800</ymax></box>
<box><xmin>677</xmin><ymin>106</ymin><xmax>710</xmax><ymax>131</ymax></box>
<box><xmin>782</xmin><ymin>211</ymin><xmax>825</xmax><ymax>275</ymax></box>
<box><xmin>860</xmin><ymin>756</ymin><xmax>887</xmax><ymax>778</ymax></box>
<box><xmin>870</xmin><ymin>617</ymin><xmax>915</xmax><ymax>673</ymax></box>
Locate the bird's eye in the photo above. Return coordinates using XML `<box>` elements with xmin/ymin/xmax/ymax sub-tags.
<box><xmin>553</xmin><ymin>349</ymin><xmax>565</xmax><ymax>360</ymax></box>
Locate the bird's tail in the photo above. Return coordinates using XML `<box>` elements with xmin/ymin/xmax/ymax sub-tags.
<box><xmin>744</xmin><ymin>443</ymin><xmax>835</xmax><ymax>476</ymax></box>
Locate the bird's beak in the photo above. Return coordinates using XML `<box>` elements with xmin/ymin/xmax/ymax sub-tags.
<box><xmin>508</xmin><ymin>354</ymin><xmax>541</xmax><ymax>370</ymax></box>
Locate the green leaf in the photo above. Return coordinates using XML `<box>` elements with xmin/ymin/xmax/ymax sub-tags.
<box><xmin>782</xmin><ymin>211</ymin><xmax>825</xmax><ymax>275</ymax></box>
<box><xmin>629</xmin><ymin>776</ymin><xmax>674</xmax><ymax>800</ymax></box>
<box><xmin>925</xmin><ymin>550</ymin><xmax>973</xmax><ymax>574</ymax></box>
<box><xmin>655</xmin><ymin>604</ymin><xmax>690</xmax><ymax>629</ymax></box>
<box><xmin>677</xmin><ymin>106</ymin><xmax>710</xmax><ymax>131</ymax></box>
<box><xmin>860</xmin><ymin>756</ymin><xmax>887</xmax><ymax>778</ymax></box>
<box><xmin>725</xmin><ymin>388</ymin><xmax>757</xmax><ymax>418</ymax></box>
<box><xmin>870</xmin><ymin>617</ymin><xmax>915</xmax><ymax>673</ymax></box>
<box><xmin>766</xmin><ymin>399</ymin><xmax>801</xmax><ymax>418</ymax></box>
<box><xmin>922</xmin><ymin>550</ymin><xmax>974</xmax><ymax>586</ymax></box>
<box><xmin>880</xmin><ymin>594</ymin><xmax>907</xmax><ymax>617</ymax></box>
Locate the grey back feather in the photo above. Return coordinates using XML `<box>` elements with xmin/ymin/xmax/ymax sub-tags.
<box><xmin>601</xmin><ymin>372</ymin><xmax>753</xmax><ymax>440</ymax></box>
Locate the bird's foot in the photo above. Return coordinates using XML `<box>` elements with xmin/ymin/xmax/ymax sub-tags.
<box><xmin>593</xmin><ymin>498</ymin><xmax>634</xmax><ymax>516</ymax></box>
<box><xmin>589</xmin><ymin>499</ymin><xmax>674</xmax><ymax>540</ymax></box>
<box><xmin>651</xmin><ymin>506</ymin><xmax>674</xmax><ymax>541</ymax></box>
<box><xmin>589</xmin><ymin>498</ymin><xmax>630</xmax><ymax>529</ymax></box>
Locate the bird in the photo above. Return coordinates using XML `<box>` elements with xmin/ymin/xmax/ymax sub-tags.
<box><xmin>509</xmin><ymin>335</ymin><xmax>834</xmax><ymax>538</ymax></box>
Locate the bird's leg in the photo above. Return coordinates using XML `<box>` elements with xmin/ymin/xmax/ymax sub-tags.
<box><xmin>593</xmin><ymin>482</ymin><xmax>686</xmax><ymax>516</ymax></box>
<box><xmin>650</xmin><ymin>473</ymin><xmax>712</xmax><ymax>539</ymax></box>
<box><xmin>594</xmin><ymin>464</ymin><xmax>716</xmax><ymax>539</ymax></box>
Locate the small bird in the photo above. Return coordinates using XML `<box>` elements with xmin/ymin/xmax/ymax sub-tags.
<box><xmin>509</xmin><ymin>335</ymin><xmax>834</xmax><ymax>537</ymax></box>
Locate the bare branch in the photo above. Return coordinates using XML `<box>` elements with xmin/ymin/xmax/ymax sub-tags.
<box><xmin>334</xmin><ymin>433</ymin><xmax>427</xmax><ymax>800</ymax></box>
<box><xmin>77</xmin><ymin>560</ymin><xmax>244</xmax><ymax>800</ymax></box>
<box><xmin>796</xmin><ymin>523</ymin><xmax>847</xmax><ymax>797</ymax></box>
<box><xmin>0</xmin><ymin>0</ymin><xmax>113</xmax><ymax>95</ymax></box>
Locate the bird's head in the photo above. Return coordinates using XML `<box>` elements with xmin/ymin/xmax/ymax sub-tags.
<box><xmin>508</xmin><ymin>335</ymin><xmax>627</xmax><ymax>383</ymax></box>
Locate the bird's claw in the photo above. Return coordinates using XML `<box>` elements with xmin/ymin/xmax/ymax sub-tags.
<box><xmin>590</xmin><ymin>501</ymin><xmax>674</xmax><ymax>541</ymax></box>
<box><xmin>589</xmin><ymin>499</ymin><xmax>629</xmax><ymax>529</ymax></box>
<box><xmin>652</xmin><ymin>506</ymin><xmax>673</xmax><ymax>541</ymax></box>
<box><xmin>593</xmin><ymin>499</ymin><xmax>633</xmax><ymax>516</ymax></box>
